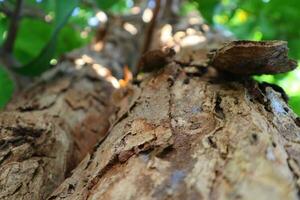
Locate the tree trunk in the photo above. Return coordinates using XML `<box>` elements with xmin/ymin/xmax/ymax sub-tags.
<box><xmin>1</xmin><ymin>2</ymin><xmax>300</xmax><ymax>200</ymax></box>
<box><xmin>48</xmin><ymin>45</ymin><xmax>300</xmax><ymax>200</ymax></box>
<box><xmin>0</xmin><ymin>48</ymin><xmax>115</xmax><ymax>200</ymax></box>
<box><xmin>0</xmin><ymin>12</ymin><xmax>146</xmax><ymax>200</ymax></box>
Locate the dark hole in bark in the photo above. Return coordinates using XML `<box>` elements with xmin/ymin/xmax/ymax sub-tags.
<box><xmin>186</xmin><ymin>70</ymin><xmax>207</xmax><ymax>77</ymax></box>
<box><xmin>295</xmin><ymin>117</ymin><xmax>300</xmax><ymax>127</ymax></box>
<box><xmin>199</xmin><ymin>66</ymin><xmax>208</xmax><ymax>74</ymax></box>
<box><xmin>207</xmin><ymin>136</ymin><xmax>217</xmax><ymax>148</ymax></box>
<box><xmin>250</xmin><ymin>133</ymin><xmax>259</xmax><ymax>145</ymax></box>
<box><xmin>132</xmin><ymin>78</ymin><xmax>142</xmax><ymax>86</ymax></box>
<box><xmin>167</xmin><ymin>76</ymin><xmax>175</xmax><ymax>86</ymax></box>
<box><xmin>264</xmin><ymin>103</ymin><xmax>272</xmax><ymax>113</ymax></box>
<box><xmin>0</xmin><ymin>151</ymin><xmax>11</xmax><ymax>165</ymax></box>
<box><xmin>183</xmin><ymin>78</ymin><xmax>190</xmax><ymax>84</ymax></box>
<box><xmin>215</xmin><ymin>95</ymin><xmax>225</xmax><ymax>119</ymax></box>
<box><xmin>135</xmin><ymin>142</ymin><xmax>154</xmax><ymax>154</ymax></box>
<box><xmin>156</xmin><ymin>145</ymin><xmax>174</xmax><ymax>158</ymax></box>
<box><xmin>68</xmin><ymin>183</ymin><xmax>75</xmax><ymax>193</ymax></box>
<box><xmin>0</xmin><ymin>140</ymin><xmax>7</xmax><ymax>150</ymax></box>
<box><xmin>284</xmin><ymin>107</ymin><xmax>289</xmax><ymax>113</ymax></box>
<box><xmin>11</xmin><ymin>126</ymin><xmax>43</xmax><ymax>138</ymax></box>
<box><xmin>138</xmin><ymin>143</ymin><xmax>146</xmax><ymax>149</ymax></box>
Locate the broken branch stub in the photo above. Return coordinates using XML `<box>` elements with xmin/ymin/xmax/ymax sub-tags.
<box><xmin>137</xmin><ymin>47</ymin><xmax>176</xmax><ymax>73</ymax></box>
<box><xmin>208</xmin><ymin>40</ymin><xmax>297</xmax><ymax>75</ymax></box>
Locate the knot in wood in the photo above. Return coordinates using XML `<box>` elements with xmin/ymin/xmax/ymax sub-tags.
<box><xmin>138</xmin><ymin>47</ymin><xmax>176</xmax><ymax>73</ymax></box>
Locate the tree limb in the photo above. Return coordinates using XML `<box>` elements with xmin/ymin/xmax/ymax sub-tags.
<box><xmin>0</xmin><ymin>5</ymin><xmax>46</xmax><ymax>20</ymax></box>
<box><xmin>1</xmin><ymin>0</ymin><xmax>23</xmax><ymax>55</ymax></box>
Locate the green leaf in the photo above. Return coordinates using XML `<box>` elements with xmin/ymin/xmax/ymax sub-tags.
<box><xmin>95</xmin><ymin>0</ymin><xmax>122</xmax><ymax>11</ymax></box>
<box><xmin>14</xmin><ymin>19</ymin><xmax>52</xmax><ymax>64</ymax></box>
<box><xmin>0</xmin><ymin>66</ymin><xmax>14</xmax><ymax>109</ymax></box>
<box><xmin>56</xmin><ymin>25</ymin><xmax>91</xmax><ymax>56</ymax></box>
<box><xmin>15</xmin><ymin>0</ymin><xmax>79</xmax><ymax>76</ymax></box>
<box><xmin>289</xmin><ymin>95</ymin><xmax>300</xmax><ymax>116</ymax></box>
<box><xmin>95</xmin><ymin>0</ymin><xmax>129</xmax><ymax>13</ymax></box>
<box><xmin>0</xmin><ymin>13</ymin><xmax>8</xmax><ymax>45</ymax></box>
<box><xmin>192</xmin><ymin>0</ymin><xmax>220</xmax><ymax>23</ymax></box>
<box><xmin>180</xmin><ymin>1</ymin><xmax>199</xmax><ymax>16</ymax></box>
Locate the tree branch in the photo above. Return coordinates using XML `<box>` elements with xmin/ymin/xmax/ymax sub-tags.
<box><xmin>134</xmin><ymin>0</ymin><xmax>161</xmax><ymax>75</ymax></box>
<box><xmin>1</xmin><ymin>0</ymin><xmax>23</xmax><ymax>55</ymax></box>
<box><xmin>141</xmin><ymin>0</ymin><xmax>161</xmax><ymax>54</ymax></box>
<box><xmin>0</xmin><ymin>3</ymin><xmax>46</xmax><ymax>21</ymax></box>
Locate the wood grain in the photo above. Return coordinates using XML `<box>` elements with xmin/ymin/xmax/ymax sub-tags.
<box><xmin>209</xmin><ymin>40</ymin><xmax>297</xmax><ymax>75</ymax></box>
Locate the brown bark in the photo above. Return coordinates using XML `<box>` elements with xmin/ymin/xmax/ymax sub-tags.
<box><xmin>1</xmin><ymin>1</ymin><xmax>300</xmax><ymax>200</ymax></box>
<box><xmin>0</xmin><ymin>12</ymin><xmax>147</xmax><ymax>200</ymax></box>
<box><xmin>48</xmin><ymin>37</ymin><xmax>300</xmax><ymax>200</ymax></box>
<box><xmin>0</xmin><ymin>55</ymin><xmax>115</xmax><ymax>200</ymax></box>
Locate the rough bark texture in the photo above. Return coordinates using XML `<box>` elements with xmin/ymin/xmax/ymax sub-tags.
<box><xmin>209</xmin><ymin>40</ymin><xmax>297</xmax><ymax>75</ymax></box>
<box><xmin>1</xmin><ymin>1</ymin><xmax>300</xmax><ymax>200</ymax></box>
<box><xmin>0</xmin><ymin>57</ymin><xmax>115</xmax><ymax>200</ymax></box>
<box><xmin>48</xmin><ymin>39</ymin><xmax>300</xmax><ymax>200</ymax></box>
<box><xmin>0</xmin><ymin>11</ymin><xmax>147</xmax><ymax>200</ymax></box>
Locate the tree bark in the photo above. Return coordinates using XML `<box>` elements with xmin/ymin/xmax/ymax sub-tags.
<box><xmin>1</xmin><ymin>1</ymin><xmax>300</xmax><ymax>200</ymax></box>
<box><xmin>0</xmin><ymin>12</ymin><xmax>147</xmax><ymax>200</ymax></box>
<box><xmin>48</xmin><ymin>41</ymin><xmax>300</xmax><ymax>200</ymax></box>
<box><xmin>0</xmin><ymin>52</ymin><xmax>115</xmax><ymax>200</ymax></box>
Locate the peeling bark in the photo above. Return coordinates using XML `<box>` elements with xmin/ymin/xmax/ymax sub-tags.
<box><xmin>49</xmin><ymin>62</ymin><xmax>300</xmax><ymax>200</ymax></box>
<box><xmin>0</xmin><ymin>60</ymin><xmax>115</xmax><ymax>200</ymax></box>
<box><xmin>48</xmin><ymin>26</ymin><xmax>300</xmax><ymax>199</ymax></box>
<box><xmin>1</xmin><ymin>1</ymin><xmax>300</xmax><ymax>200</ymax></box>
<box><xmin>0</xmin><ymin>11</ymin><xmax>148</xmax><ymax>200</ymax></box>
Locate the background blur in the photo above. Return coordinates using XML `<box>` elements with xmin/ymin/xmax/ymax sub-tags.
<box><xmin>0</xmin><ymin>0</ymin><xmax>299</xmax><ymax>115</ymax></box>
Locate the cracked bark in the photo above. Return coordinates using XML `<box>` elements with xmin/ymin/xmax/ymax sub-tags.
<box><xmin>48</xmin><ymin>13</ymin><xmax>300</xmax><ymax>198</ymax></box>
<box><xmin>49</xmin><ymin>56</ymin><xmax>300</xmax><ymax>199</ymax></box>
<box><xmin>1</xmin><ymin>1</ymin><xmax>300</xmax><ymax>200</ymax></box>
<box><xmin>0</xmin><ymin>12</ymin><xmax>147</xmax><ymax>200</ymax></box>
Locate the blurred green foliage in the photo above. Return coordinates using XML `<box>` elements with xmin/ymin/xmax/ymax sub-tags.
<box><xmin>95</xmin><ymin>0</ymin><xmax>127</xmax><ymax>12</ymax></box>
<box><xmin>0</xmin><ymin>0</ymin><xmax>93</xmax><ymax>107</ymax></box>
<box><xmin>0</xmin><ymin>66</ymin><xmax>14</xmax><ymax>107</ymax></box>
<box><xmin>0</xmin><ymin>0</ymin><xmax>299</xmax><ymax>115</ymax></box>
<box><xmin>15</xmin><ymin>0</ymin><xmax>80</xmax><ymax>76</ymax></box>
